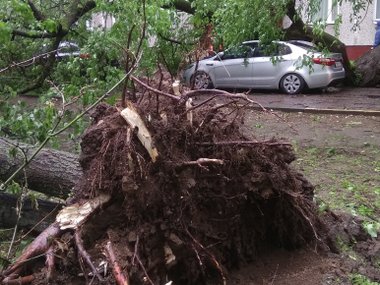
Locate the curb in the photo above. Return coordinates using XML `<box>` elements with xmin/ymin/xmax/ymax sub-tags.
<box><xmin>251</xmin><ymin>106</ymin><xmax>380</xmax><ymax>116</ymax></box>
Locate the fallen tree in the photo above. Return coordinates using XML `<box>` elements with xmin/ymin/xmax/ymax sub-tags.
<box><xmin>0</xmin><ymin>192</ymin><xmax>60</xmax><ymax>232</ymax></box>
<box><xmin>1</xmin><ymin>78</ymin><xmax>331</xmax><ymax>285</ymax></box>
<box><xmin>0</xmin><ymin>138</ymin><xmax>81</xmax><ymax>198</ymax></box>
<box><xmin>354</xmin><ymin>46</ymin><xmax>380</xmax><ymax>86</ymax></box>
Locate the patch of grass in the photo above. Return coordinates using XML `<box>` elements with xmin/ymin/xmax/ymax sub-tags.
<box><xmin>0</xmin><ymin>229</ymin><xmax>33</xmax><ymax>271</ymax></box>
<box><xmin>0</xmin><ymin>229</ymin><xmax>14</xmax><ymax>270</ymax></box>
<box><xmin>294</xmin><ymin>145</ymin><xmax>380</xmax><ymax>237</ymax></box>
<box><xmin>350</xmin><ymin>274</ymin><xmax>380</xmax><ymax>285</ymax></box>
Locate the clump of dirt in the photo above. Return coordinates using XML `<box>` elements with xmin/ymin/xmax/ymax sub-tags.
<box><xmin>61</xmin><ymin>94</ymin><xmax>327</xmax><ymax>283</ymax></box>
<box><xmin>1</xmin><ymin>85</ymin><xmax>333</xmax><ymax>285</ymax></box>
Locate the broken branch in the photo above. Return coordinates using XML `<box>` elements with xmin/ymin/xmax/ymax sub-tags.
<box><xmin>130</xmin><ymin>75</ymin><xmax>179</xmax><ymax>100</ymax></box>
<box><xmin>180</xmin><ymin>158</ymin><xmax>224</xmax><ymax>166</ymax></box>
<box><xmin>120</xmin><ymin>104</ymin><xmax>159</xmax><ymax>162</ymax></box>
<box><xmin>56</xmin><ymin>194</ymin><xmax>111</xmax><ymax>230</ymax></box>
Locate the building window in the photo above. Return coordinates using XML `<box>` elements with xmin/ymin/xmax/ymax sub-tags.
<box><xmin>313</xmin><ymin>0</ymin><xmax>339</xmax><ymax>23</ymax></box>
<box><xmin>375</xmin><ymin>0</ymin><xmax>380</xmax><ymax>20</ymax></box>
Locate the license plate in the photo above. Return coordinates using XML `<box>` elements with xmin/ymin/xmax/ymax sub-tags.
<box><xmin>335</xmin><ymin>62</ymin><xmax>342</xmax><ymax>68</ymax></box>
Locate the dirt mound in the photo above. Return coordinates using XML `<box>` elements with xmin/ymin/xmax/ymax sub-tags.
<box><xmin>1</xmin><ymin>87</ymin><xmax>330</xmax><ymax>285</ymax></box>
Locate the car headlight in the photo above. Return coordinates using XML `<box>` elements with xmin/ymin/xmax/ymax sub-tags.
<box><xmin>185</xmin><ymin>63</ymin><xmax>194</xmax><ymax>70</ymax></box>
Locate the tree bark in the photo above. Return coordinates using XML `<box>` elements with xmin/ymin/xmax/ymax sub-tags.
<box><xmin>281</xmin><ymin>0</ymin><xmax>355</xmax><ymax>83</ymax></box>
<box><xmin>354</xmin><ymin>46</ymin><xmax>380</xmax><ymax>86</ymax></box>
<box><xmin>164</xmin><ymin>0</ymin><xmax>195</xmax><ymax>14</ymax></box>
<box><xmin>0</xmin><ymin>138</ymin><xmax>82</xmax><ymax>198</ymax></box>
<box><xmin>0</xmin><ymin>192</ymin><xmax>60</xmax><ymax>232</ymax></box>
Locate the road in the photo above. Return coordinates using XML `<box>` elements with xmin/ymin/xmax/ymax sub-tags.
<box><xmin>247</xmin><ymin>87</ymin><xmax>380</xmax><ymax>115</ymax></box>
<box><xmin>18</xmin><ymin>86</ymin><xmax>380</xmax><ymax>115</ymax></box>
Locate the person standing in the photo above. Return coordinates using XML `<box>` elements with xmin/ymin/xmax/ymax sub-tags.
<box><xmin>374</xmin><ymin>21</ymin><xmax>380</xmax><ymax>48</ymax></box>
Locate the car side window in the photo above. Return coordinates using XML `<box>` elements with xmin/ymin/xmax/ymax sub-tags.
<box><xmin>253</xmin><ymin>43</ymin><xmax>291</xmax><ymax>57</ymax></box>
<box><xmin>278</xmin><ymin>44</ymin><xmax>292</xmax><ymax>55</ymax></box>
<box><xmin>221</xmin><ymin>45</ymin><xmax>254</xmax><ymax>60</ymax></box>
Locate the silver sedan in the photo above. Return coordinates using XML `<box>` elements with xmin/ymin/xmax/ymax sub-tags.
<box><xmin>182</xmin><ymin>40</ymin><xmax>346</xmax><ymax>94</ymax></box>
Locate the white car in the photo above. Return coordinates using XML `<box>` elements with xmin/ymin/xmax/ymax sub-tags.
<box><xmin>182</xmin><ymin>40</ymin><xmax>345</xmax><ymax>94</ymax></box>
<box><xmin>39</xmin><ymin>41</ymin><xmax>89</xmax><ymax>60</ymax></box>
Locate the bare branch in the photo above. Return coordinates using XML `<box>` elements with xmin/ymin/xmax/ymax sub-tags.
<box><xmin>27</xmin><ymin>0</ymin><xmax>46</xmax><ymax>21</ymax></box>
<box><xmin>130</xmin><ymin>75</ymin><xmax>180</xmax><ymax>100</ymax></box>
<box><xmin>12</xmin><ymin>29</ymin><xmax>57</xmax><ymax>38</ymax></box>
<box><xmin>173</xmin><ymin>158</ymin><xmax>224</xmax><ymax>171</ymax></box>
<box><xmin>67</xmin><ymin>1</ymin><xmax>96</xmax><ymax>27</ymax></box>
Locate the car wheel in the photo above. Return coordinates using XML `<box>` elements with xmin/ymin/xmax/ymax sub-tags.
<box><xmin>280</xmin><ymin>73</ymin><xmax>305</xmax><ymax>95</ymax></box>
<box><xmin>191</xmin><ymin>71</ymin><xmax>213</xmax><ymax>90</ymax></box>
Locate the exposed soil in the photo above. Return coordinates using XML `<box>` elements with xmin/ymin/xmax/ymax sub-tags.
<box><xmin>2</xmin><ymin>85</ymin><xmax>380</xmax><ymax>285</ymax></box>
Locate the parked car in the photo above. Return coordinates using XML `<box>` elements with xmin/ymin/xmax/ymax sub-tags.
<box><xmin>56</xmin><ymin>41</ymin><xmax>90</xmax><ymax>60</ymax></box>
<box><xmin>182</xmin><ymin>40</ymin><xmax>345</xmax><ymax>94</ymax></box>
<box><xmin>39</xmin><ymin>41</ymin><xmax>90</xmax><ymax>60</ymax></box>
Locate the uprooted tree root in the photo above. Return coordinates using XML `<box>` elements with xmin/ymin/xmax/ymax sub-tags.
<box><xmin>1</xmin><ymin>82</ymin><xmax>331</xmax><ymax>285</ymax></box>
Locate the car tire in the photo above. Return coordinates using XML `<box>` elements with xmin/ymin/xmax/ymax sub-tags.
<box><xmin>191</xmin><ymin>71</ymin><xmax>213</xmax><ymax>90</ymax></box>
<box><xmin>280</xmin><ymin>73</ymin><xmax>305</xmax><ymax>95</ymax></box>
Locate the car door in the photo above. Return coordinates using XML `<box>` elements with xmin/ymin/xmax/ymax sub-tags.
<box><xmin>211</xmin><ymin>45</ymin><xmax>254</xmax><ymax>88</ymax></box>
<box><xmin>251</xmin><ymin>43</ymin><xmax>293</xmax><ymax>88</ymax></box>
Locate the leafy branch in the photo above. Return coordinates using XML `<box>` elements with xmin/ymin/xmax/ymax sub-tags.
<box><xmin>0</xmin><ymin>72</ymin><xmax>131</xmax><ymax>192</ymax></box>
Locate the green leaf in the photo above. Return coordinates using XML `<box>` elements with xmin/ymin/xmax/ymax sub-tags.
<box><xmin>8</xmin><ymin>146</ymin><xmax>18</xmax><ymax>158</ymax></box>
<box><xmin>42</xmin><ymin>19</ymin><xmax>58</xmax><ymax>33</ymax></box>
<box><xmin>0</xmin><ymin>22</ymin><xmax>11</xmax><ymax>43</ymax></box>
<box><xmin>362</xmin><ymin>222</ymin><xmax>380</xmax><ymax>238</ymax></box>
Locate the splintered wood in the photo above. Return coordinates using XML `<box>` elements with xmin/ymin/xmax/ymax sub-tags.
<box><xmin>120</xmin><ymin>103</ymin><xmax>159</xmax><ymax>162</ymax></box>
<box><xmin>56</xmin><ymin>194</ymin><xmax>111</xmax><ymax>230</ymax></box>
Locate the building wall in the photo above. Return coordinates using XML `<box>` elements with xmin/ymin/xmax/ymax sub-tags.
<box><xmin>324</xmin><ymin>2</ymin><xmax>375</xmax><ymax>46</ymax></box>
<box><xmin>87</xmin><ymin>12</ymin><xmax>115</xmax><ymax>31</ymax></box>
<box><xmin>297</xmin><ymin>0</ymin><xmax>377</xmax><ymax>59</ymax></box>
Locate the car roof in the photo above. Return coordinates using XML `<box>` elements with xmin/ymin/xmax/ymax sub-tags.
<box><xmin>287</xmin><ymin>40</ymin><xmax>318</xmax><ymax>50</ymax></box>
<box><xmin>59</xmin><ymin>41</ymin><xmax>79</xmax><ymax>48</ymax></box>
<box><xmin>242</xmin><ymin>40</ymin><xmax>287</xmax><ymax>45</ymax></box>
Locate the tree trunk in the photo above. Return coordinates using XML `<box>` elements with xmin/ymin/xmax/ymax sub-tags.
<box><xmin>354</xmin><ymin>46</ymin><xmax>380</xmax><ymax>86</ymax></box>
<box><xmin>0</xmin><ymin>138</ymin><xmax>82</xmax><ymax>198</ymax></box>
<box><xmin>0</xmin><ymin>192</ymin><xmax>60</xmax><ymax>232</ymax></box>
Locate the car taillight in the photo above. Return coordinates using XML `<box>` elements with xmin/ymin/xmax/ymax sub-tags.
<box><xmin>312</xmin><ymin>57</ymin><xmax>336</xmax><ymax>66</ymax></box>
<box><xmin>80</xmin><ymin>53</ymin><xmax>90</xmax><ymax>59</ymax></box>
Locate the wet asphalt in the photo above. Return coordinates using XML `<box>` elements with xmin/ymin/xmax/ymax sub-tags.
<box><xmin>246</xmin><ymin>87</ymin><xmax>380</xmax><ymax>115</ymax></box>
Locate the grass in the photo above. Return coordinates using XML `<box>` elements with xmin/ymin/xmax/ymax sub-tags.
<box><xmin>294</xmin><ymin>145</ymin><xmax>380</xmax><ymax>226</ymax></box>
<box><xmin>294</xmin><ymin>144</ymin><xmax>380</xmax><ymax>284</ymax></box>
<box><xmin>0</xmin><ymin>228</ymin><xmax>34</xmax><ymax>271</ymax></box>
<box><xmin>244</xmin><ymin>111</ymin><xmax>380</xmax><ymax>283</ymax></box>
<box><xmin>351</xmin><ymin>274</ymin><xmax>380</xmax><ymax>285</ymax></box>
